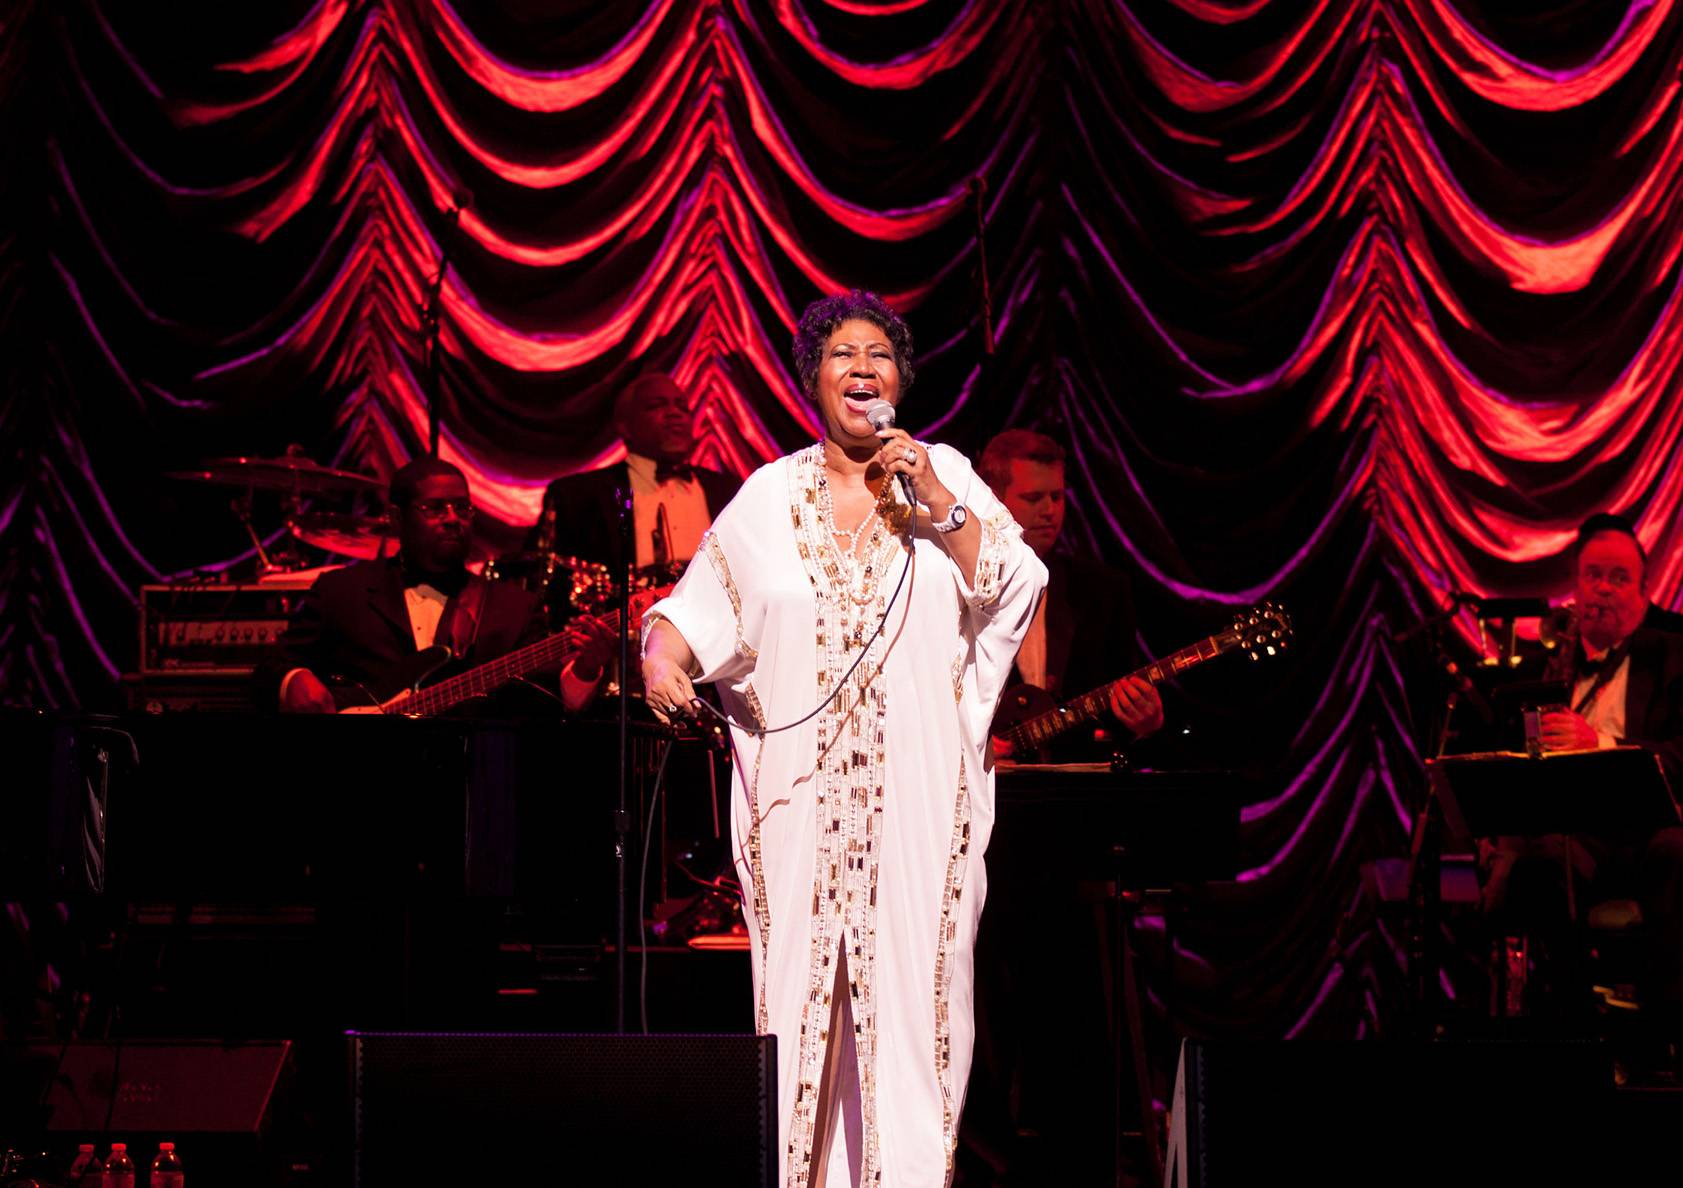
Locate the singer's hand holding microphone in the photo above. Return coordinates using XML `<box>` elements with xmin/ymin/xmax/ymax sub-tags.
<box><xmin>864</xmin><ymin>400</ymin><xmax>956</xmax><ymax>516</ymax></box>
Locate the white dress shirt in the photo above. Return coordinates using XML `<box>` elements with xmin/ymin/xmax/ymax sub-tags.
<box><xmin>626</xmin><ymin>452</ymin><xmax>710</xmax><ymax>567</ymax></box>
<box><xmin>1572</xmin><ymin>643</ymin><xmax>1630</xmax><ymax>749</ymax></box>
<box><xmin>402</xmin><ymin>582</ymin><xmax>449</xmax><ymax>651</ymax></box>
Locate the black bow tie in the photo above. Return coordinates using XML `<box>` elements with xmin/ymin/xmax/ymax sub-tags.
<box><xmin>1575</xmin><ymin>640</ymin><xmax>1627</xmax><ymax>682</ymax></box>
<box><xmin>655</xmin><ymin>461</ymin><xmax>695</xmax><ymax>484</ymax></box>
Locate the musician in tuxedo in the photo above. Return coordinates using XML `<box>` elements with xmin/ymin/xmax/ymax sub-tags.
<box><xmin>530</xmin><ymin>373</ymin><xmax>739</xmax><ymax>571</ymax></box>
<box><xmin>1482</xmin><ymin>514</ymin><xmax>1683</xmax><ymax>1031</ymax></box>
<box><xmin>528</xmin><ymin>373</ymin><xmax>737</xmax><ymax>708</ymax></box>
<box><xmin>976</xmin><ymin>429</ymin><xmax>1163</xmax><ymax>757</ymax></box>
<box><xmin>257</xmin><ymin>458</ymin><xmax>584</xmax><ymax>713</ymax></box>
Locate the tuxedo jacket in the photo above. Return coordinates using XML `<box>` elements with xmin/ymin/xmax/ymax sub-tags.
<box><xmin>1602</xmin><ymin>626</ymin><xmax>1683</xmax><ymax>784</ymax></box>
<box><xmin>529</xmin><ymin>461</ymin><xmax>740</xmax><ymax>569</ymax></box>
<box><xmin>253</xmin><ymin>558</ymin><xmax>546</xmax><ymax>711</ymax></box>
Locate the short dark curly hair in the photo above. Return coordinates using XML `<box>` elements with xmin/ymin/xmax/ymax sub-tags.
<box><xmin>792</xmin><ymin>290</ymin><xmax>915</xmax><ymax>401</ymax></box>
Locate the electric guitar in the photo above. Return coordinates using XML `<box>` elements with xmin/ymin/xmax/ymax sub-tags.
<box><xmin>991</xmin><ymin>602</ymin><xmax>1292</xmax><ymax>752</ymax></box>
<box><xmin>340</xmin><ymin>587</ymin><xmax>670</xmax><ymax>716</ymax></box>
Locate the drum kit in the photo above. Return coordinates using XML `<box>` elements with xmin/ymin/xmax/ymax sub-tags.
<box><xmin>166</xmin><ymin>447</ymin><xmax>740</xmax><ymax>947</ymax></box>
<box><xmin>165</xmin><ymin>447</ymin><xmax>657</xmax><ymax>623</ymax></box>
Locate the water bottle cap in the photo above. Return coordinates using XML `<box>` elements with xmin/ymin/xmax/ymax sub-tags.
<box><xmin>111</xmin><ymin>1143</ymin><xmax>127</xmax><ymax>1151</ymax></box>
<box><xmin>158</xmin><ymin>1142</ymin><xmax>175</xmax><ymax>1150</ymax></box>
<box><xmin>77</xmin><ymin>1144</ymin><xmax>96</xmax><ymax>1152</ymax></box>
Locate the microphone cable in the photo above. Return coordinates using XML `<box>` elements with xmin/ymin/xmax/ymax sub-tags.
<box><xmin>652</xmin><ymin>474</ymin><xmax>923</xmax><ymax>983</ymax></box>
<box><xmin>637</xmin><ymin>736</ymin><xmax>678</xmax><ymax>1034</ymax></box>
<box><xmin>686</xmin><ymin>492</ymin><xmax>916</xmax><ymax>740</ymax></box>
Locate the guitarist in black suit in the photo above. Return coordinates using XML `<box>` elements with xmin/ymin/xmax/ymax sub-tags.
<box><xmin>256</xmin><ymin>458</ymin><xmax>552</xmax><ymax>713</ymax></box>
<box><xmin>529</xmin><ymin>373</ymin><xmax>740</xmax><ymax>572</ymax></box>
<box><xmin>977</xmin><ymin>430</ymin><xmax>1163</xmax><ymax>759</ymax></box>
<box><xmin>963</xmin><ymin>431</ymin><xmax>1168</xmax><ymax>1181</ymax></box>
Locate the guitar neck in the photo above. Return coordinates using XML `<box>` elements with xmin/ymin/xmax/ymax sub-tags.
<box><xmin>398</xmin><ymin>622</ymin><xmax>598</xmax><ymax>717</ymax></box>
<box><xmin>1004</xmin><ymin>632</ymin><xmax>1233</xmax><ymax>751</ymax></box>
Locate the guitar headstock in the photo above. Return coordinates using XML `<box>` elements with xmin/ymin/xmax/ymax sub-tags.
<box><xmin>1233</xmin><ymin>600</ymin><xmax>1292</xmax><ymax>661</ymax></box>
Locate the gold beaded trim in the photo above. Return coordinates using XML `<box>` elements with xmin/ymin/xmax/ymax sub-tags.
<box><xmin>781</xmin><ymin>444</ymin><xmax>902</xmax><ymax>1185</ymax></box>
<box><xmin>970</xmin><ymin>506</ymin><xmax>1021</xmax><ymax>608</ymax></box>
<box><xmin>742</xmin><ymin>682</ymin><xmax>772</xmax><ymax>1037</ymax></box>
<box><xmin>933</xmin><ymin>757</ymin><xmax>973</xmax><ymax>1180</ymax></box>
<box><xmin>703</xmin><ymin>530</ymin><xmax>758</xmax><ymax>663</ymax></box>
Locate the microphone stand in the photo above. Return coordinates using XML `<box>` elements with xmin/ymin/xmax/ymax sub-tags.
<box><xmin>423</xmin><ymin>200</ymin><xmax>465</xmax><ymax>457</ymax></box>
<box><xmin>1400</xmin><ymin>604</ymin><xmax>1487</xmax><ymax>1035</ymax></box>
<box><xmin>967</xmin><ymin>175</ymin><xmax>995</xmax><ymax>356</ymax></box>
<box><xmin>615</xmin><ymin>480</ymin><xmax>633</xmax><ymax>1031</ymax></box>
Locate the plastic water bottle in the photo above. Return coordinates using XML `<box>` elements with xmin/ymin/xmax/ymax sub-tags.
<box><xmin>66</xmin><ymin>1145</ymin><xmax>99</xmax><ymax>1186</ymax></box>
<box><xmin>104</xmin><ymin>1143</ymin><xmax>135</xmax><ymax>1188</ymax></box>
<box><xmin>149</xmin><ymin>1142</ymin><xmax>183</xmax><ymax>1188</ymax></box>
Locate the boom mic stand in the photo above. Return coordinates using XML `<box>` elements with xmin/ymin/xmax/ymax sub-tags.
<box><xmin>423</xmin><ymin>198</ymin><xmax>466</xmax><ymax>457</ymax></box>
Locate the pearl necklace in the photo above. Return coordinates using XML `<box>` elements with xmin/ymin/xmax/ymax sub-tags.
<box><xmin>819</xmin><ymin>467</ymin><xmax>894</xmax><ymax>607</ymax></box>
<box><xmin>830</xmin><ymin>501</ymin><xmax>876</xmax><ymax>557</ymax></box>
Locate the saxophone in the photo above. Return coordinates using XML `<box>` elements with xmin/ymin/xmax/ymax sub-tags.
<box><xmin>1540</xmin><ymin>601</ymin><xmax>1578</xmax><ymax>683</ymax></box>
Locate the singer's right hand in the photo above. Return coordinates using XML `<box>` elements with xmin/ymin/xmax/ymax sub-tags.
<box><xmin>874</xmin><ymin>427</ymin><xmax>953</xmax><ymax>510</ymax></box>
<box><xmin>643</xmin><ymin>654</ymin><xmax>698</xmax><ymax>724</ymax></box>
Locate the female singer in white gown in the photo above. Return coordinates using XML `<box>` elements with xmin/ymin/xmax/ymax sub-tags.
<box><xmin>642</xmin><ymin>292</ymin><xmax>1047</xmax><ymax>1188</ymax></box>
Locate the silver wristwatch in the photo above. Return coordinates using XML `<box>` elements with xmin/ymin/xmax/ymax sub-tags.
<box><xmin>930</xmin><ymin>503</ymin><xmax>968</xmax><ymax>533</ymax></box>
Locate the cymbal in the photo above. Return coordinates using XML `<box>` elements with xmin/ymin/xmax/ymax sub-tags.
<box><xmin>167</xmin><ymin>454</ymin><xmax>384</xmax><ymax>495</ymax></box>
<box><xmin>288</xmin><ymin>512</ymin><xmax>398</xmax><ymax>560</ymax></box>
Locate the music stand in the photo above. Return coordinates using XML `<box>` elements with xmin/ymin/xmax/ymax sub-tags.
<box><xmin>1430</xmin><ymin>746</ymin><xmax>1681</xmax><ymax>925</ymax></box>
<box><xmin>1431</xmin><ymin>748</ymin><xmax>1681</xmax><ymax>842</ymax></box>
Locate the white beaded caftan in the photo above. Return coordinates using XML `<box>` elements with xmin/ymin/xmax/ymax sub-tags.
<box><xmin>644</xmin><ymin>442</ymin><xmax>1047</xmax><ymax>1187</ymax></box>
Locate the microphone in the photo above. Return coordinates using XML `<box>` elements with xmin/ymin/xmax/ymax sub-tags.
<box><xmin>865</xmin><ymin>400</ymin><xmax>915</xmax><ymax>504</ymax></box>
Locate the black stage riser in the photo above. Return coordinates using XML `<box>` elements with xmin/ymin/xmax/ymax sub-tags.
<box><xmin>350</xmin><ymin>1032</ymin><xmax>776</xmax><ymax>1187</ymax></box>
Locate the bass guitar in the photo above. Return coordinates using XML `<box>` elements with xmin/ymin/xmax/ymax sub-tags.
<box><xmin>340</xmin><ymin>587</ymin><xmax>669</xmax><ymax>716</ymax></box>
